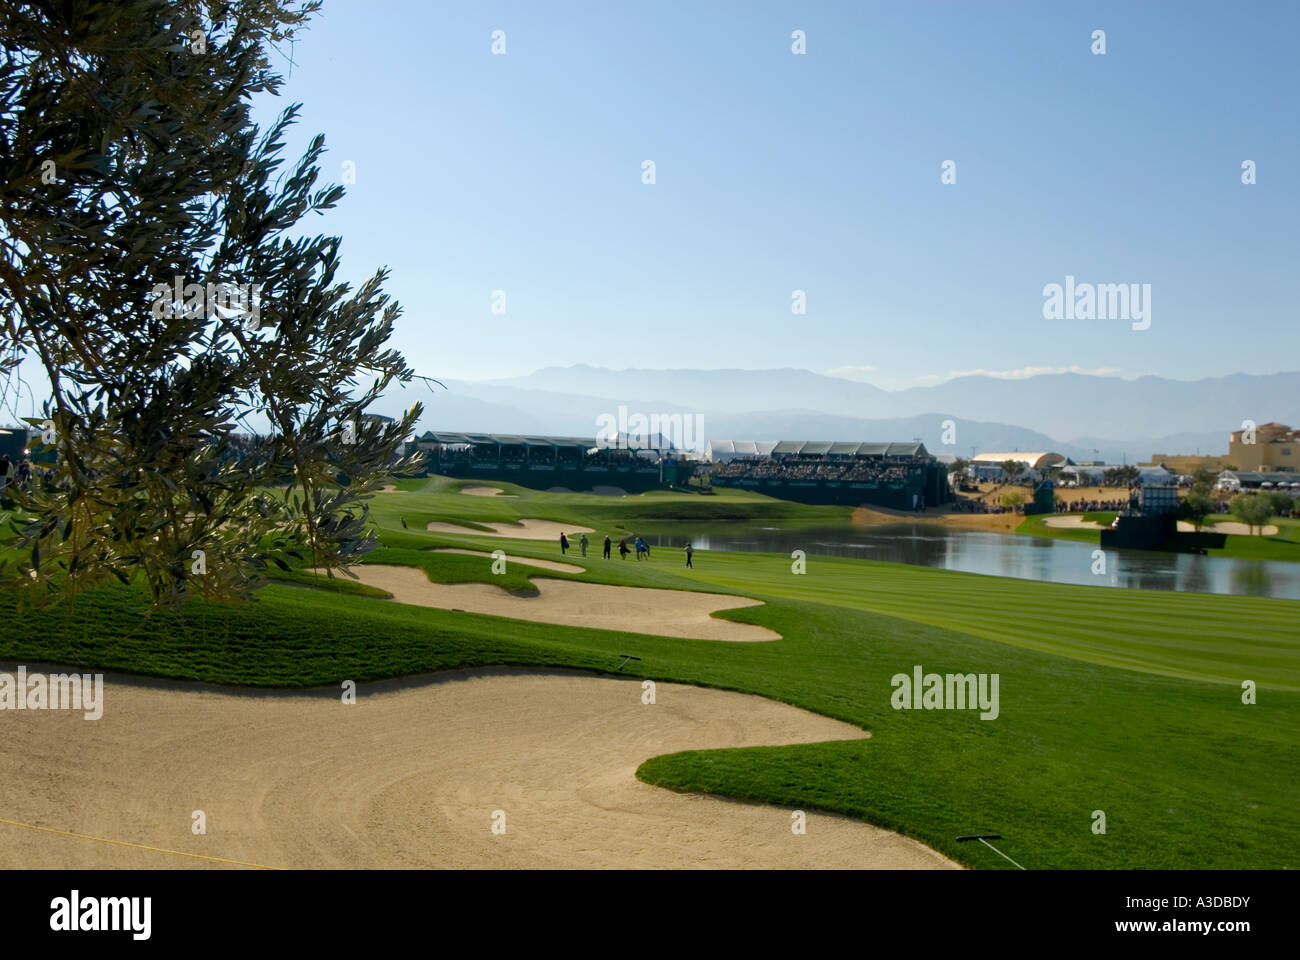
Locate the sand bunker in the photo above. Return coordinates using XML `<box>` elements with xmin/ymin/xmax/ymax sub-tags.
<box><xmin>0</xmin><ymin>667</ymin><xmax>955</xmax><ymax>869</ymax></box>
<box><xmin>431</xmin><ymin>548</ymin><xmax>585</xmax><ymax>574</ymax></box>
<box><xmin>1044</xmin><ymin>516</ymin><xmax>1279</xmax><ymax>536</ymax></box>
<box><xmin>425</xmin><ymin>518</ymin><xmax>595</xmax><ymax>540</ymax></box>
<box><xmin>377</xmin><ymin>484</ymin><xmax>405</xmax><ymax>493</ymax></box>
<box><xmin>1044</xmin><ymin>516</ymin><xmax>1107</xmax><ymax>530</ymax></box>
<box><xmin>460</xmin><ymin>485</ymin><xmax>506</xmax><ymax>497</ymax></box>
<box><xmin>348</xmin><ymin>565</ymin><xmax>779</xmax><ymax>642</ymax></box>
<box><xmin>1183</xmin><ymin>520</ymin><xmax>1278</xmax><ymax>536</ymax></box>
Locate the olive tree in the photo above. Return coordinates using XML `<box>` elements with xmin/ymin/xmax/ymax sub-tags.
<box><xmin>0</xmin><ymin>0</ymin><xmax>423</xmax><ymax>607</ymax></box>
<box><xmin>1229</xmin><ymin>494</ymin><xmax>1274</xmax><ymax>537</ymax></box>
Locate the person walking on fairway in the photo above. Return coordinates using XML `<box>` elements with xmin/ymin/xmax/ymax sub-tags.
<box><xmin>579</xmin><ymin>533</ymin><xmax>588</xmax><ymax>557</ymax></box>
<box><xmin>559</xmin><ymin>532</ymin><xmax>569</xmax><ymax>555</ymax></box>
<box><xmin>618</xmin><ymin>538</ymin><xmax>629</xmax><ymax>559</ymax></box>
<box><xmin>603</xmin><ymin>535</ymin><xmax>611</xmax><ymax>559</ymax></box>
<box><xmin>685</xmin><ymin>542</ymin><xmax>694</xmax><ymax>568</ymax></box>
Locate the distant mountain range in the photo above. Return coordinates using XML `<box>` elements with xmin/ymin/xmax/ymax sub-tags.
<box><xmin>375</xmin><ymin>366</ymin><xmax>1300</xmax><ymax>465</ymax></box>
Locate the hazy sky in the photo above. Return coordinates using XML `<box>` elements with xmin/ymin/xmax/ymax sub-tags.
<box><xmin>251</xmin><ymin>0</ymin><xmax>1297</xmax><ymax>390</ymax></box>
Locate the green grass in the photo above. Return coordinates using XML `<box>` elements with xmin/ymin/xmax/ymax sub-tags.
<box><xmin>3</xmin><ymin>477</ymin><xmax>1297</xmax><ymax>870</ymax></box>
<box><xmin>265</xmin><ymin>567</ymin><xmax>393</xmax><ymax>598</ymax></box>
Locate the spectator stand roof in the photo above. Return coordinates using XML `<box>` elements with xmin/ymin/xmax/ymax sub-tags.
<box><xmin>705</xmin><ymin>440</ymin><xmax>779</xmax><ymax>462</ymax></box>
<box><xmin>417</xmin><ymin>431</ymin><xmax>596</xmax><ymax>450</ymax></box>
<box><xmin>768</xmin><ymin>440</ymin><xmax>931</xmax><ymax>458</ymax></box>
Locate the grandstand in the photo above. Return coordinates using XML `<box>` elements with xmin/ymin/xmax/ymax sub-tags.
<box><xmin>413</xmin><ymin>430</ymin><xmax>952</xmax><ymax>506</ymax></box>
<box><xmin>414</xmin><ymin>431</ymin><xmax>669</xmax><ymax>491</ymax></box>
<box><xmin>707</xmin><ymin>439</ymin><xmax>952</xmax><ymax>509</ymax></box>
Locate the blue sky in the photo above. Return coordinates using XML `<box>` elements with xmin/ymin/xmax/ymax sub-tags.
<box><xmin>255</xmin><ymin>0</ymin><xmax>1298</xmax><ymax>389</ymax></box>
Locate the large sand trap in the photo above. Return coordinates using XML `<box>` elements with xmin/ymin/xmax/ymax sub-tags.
<box><xmin>0</xmin><ymin>666</ymin><xmax>957</xmax><ymax>869</ymax></box>
<box><xmin>431</xmin><ymin>548</ymin><xmax>585</xmax><ymax>574</ymax></box>
<box><xmin>460</xmin><ymin>485</ymin><xmax>506</xmax><ymax>497</ymax></box>
<box><xmin>426</xmin><ymin>518</ymin><xmax>595</xmax><ymax>540</ymax></box>
<box><xmin>347</xmin><ymin>565</ymin><xmax>779</xmax><ymax>642</ymax></box>
<box><xmin>1185</xmin><ymin>520</ymin><xmax>1278</xmax><ymax>536</ymax></box>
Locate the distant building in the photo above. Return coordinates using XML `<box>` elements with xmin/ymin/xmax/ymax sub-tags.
<box><xmin>1145</xmin><ymin>421</ymin><xmax>1299</xmax><ymax>476</ymax></box>
<box><xmin>1141</xmin><ymin>453</ymin><xmax>1230</xmax><ymax>475</ymax></box>
<box><xmin>1228</xmin><ymin>422</ymin><xmax>1299</xmax><ymax>472</ymax></box>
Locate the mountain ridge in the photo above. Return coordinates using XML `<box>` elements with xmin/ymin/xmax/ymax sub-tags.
<box><xmin>465</xmin><ymin>365</ymin><xmax>1296</xmax><ymax>449</ymax></box>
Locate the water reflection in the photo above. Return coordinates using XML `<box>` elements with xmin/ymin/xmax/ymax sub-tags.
<box><xmin>647</xmin><ymin>524</ymin><xmax>1300</xmax><ymax>600</ymax></box>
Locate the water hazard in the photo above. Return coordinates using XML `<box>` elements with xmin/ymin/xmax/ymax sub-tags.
<box><xmin>646</xmin><ymin>524</ymin><xmax>1300</xmax><ymax>600</ymax></box>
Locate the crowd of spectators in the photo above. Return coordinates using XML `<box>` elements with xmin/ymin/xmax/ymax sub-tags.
<box><xmin>1055</xmin><ymin>497</ymin><xmax>1131</xmax><ymax>513</ymax></box>
<box><xmin>1053</xmin><ymin>495</ymin><xmax>1239</xmax><ymax>515</ymax></box>
<box><xmin>712</xmin><ymin>456</ymin><xmax>926</xmax><ymax>484</ymax></box>
<box><xmin>581</xmin><ymin>448</ymin><xmax>650</xmax><ymax>467</ymax></box>
<box><xmin>843</xmin><ymin>462</ymin><xmax>912</xmax><ymax>483</ymax></box>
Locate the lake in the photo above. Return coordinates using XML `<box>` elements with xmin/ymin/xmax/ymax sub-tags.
<box><xmin>645</xmin><ymin>523</ymin><xmax>1300</xmax><ymax>600</ymax></box>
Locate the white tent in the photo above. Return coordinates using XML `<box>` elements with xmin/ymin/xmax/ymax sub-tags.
<box><xmin>1058</xmin><ymin>464</ymin><xmax>1173</xmax><ymax>486</ymax></box>
<box><xmin>705</xmin><ymin>440</ymin><xmax>779</xmax><ymax>463</ymax></box>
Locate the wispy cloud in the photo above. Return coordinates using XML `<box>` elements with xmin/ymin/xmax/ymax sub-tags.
<box><xmin>917</xmin><ymin>365</ymin><xmax>1123</xmax><ymax>383</ymax></box>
